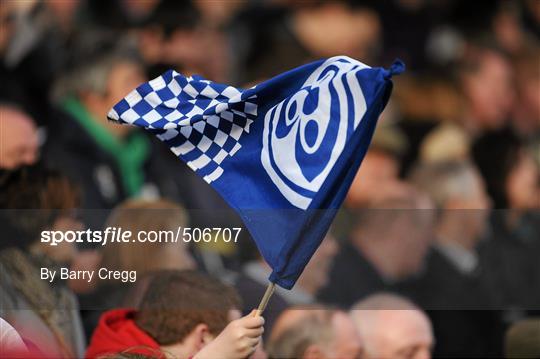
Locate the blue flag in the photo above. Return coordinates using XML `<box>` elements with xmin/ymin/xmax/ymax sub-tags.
<box><xmin>108</xmin><ymin>56</ymin><xmax>404</xmax><ymax>289</ymax></box>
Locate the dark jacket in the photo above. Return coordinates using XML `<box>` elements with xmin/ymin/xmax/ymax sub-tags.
<box><xmin>43</xmin><ymin>105</ymin><xmax>240</xmax><ymax>231</ymax></box>
<box><xmin>317</xmin><ymin>241</ymin><xmax>387</xmax><ymax>309</ymax></box>
<box><xmin>43</xmin><ymin>106</ymin><xmax>192</xmax><ymax>210</ymax></box>
<box><xmin>399</xmin><ymin>247</ymin><xmax>505</xmax><ymax>358</ymax></box>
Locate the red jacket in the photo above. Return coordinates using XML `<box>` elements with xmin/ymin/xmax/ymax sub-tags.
<box><xmin>85</xmin><ymin>309</ymin><xmax>161</xmax><ymax>358</ymax></box>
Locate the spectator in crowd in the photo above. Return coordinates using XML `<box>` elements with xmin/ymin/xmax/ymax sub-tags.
<box><xmin>345</xmin><ymin>138</ymin><xmax>408</xmax><ymax>209</ymax></box>
<box><xmin>44</xmin><ymin>39</ymin><xmax>194</xmax><ymax>215</ymax></box>
<box><xmin>44</xmin><ymin>34</ymin><xmax>240</xmax><ymax>233</ymax></box>
<box><xmin>318</xmin><ymin>186</ymin><xmax>434</xmax><ymax>308</ymax></box>
<box><xmin>44</xmin><ymin>42</ymin><xmax>149</xmax><ymax>210</ymax></box>
<box><xmin>100</xmin><ymin>350</ymin><xmax>164</xmax><ymax>359</ymax></box>
<box><xmin>0</xmin><ymin>0</ymin><xmax>85</xmax><ymax>123</ymax></box>
<box><xmin>130</xmin><ymin>0</ymin><xmax>203</xmax><ymax>79</ymax></box>
<box><xmin>473</xmin><ymin>129</ymin><xmax>539</xmax><ymax>210</ymax></box>
<box><xmin>0</xmin><ymin>104</ymin><xmax>39</xmax><ymax>170</ymax></box>
<box><xmin>86</xmin><ymin>0</ymin><xmax>160</xmax><ymax>30</ymax></box>
<box><xmin>243</xmin><ymin>233</ymin><xmax>338</xmax><ymax>306</ymax></box>
<box><xmin>418</xmin><ymin>45</ymin><xmax>515</xmax><ymax>167</ymax></box>
<box><xmin>101</xmin><ymin>199</ymin><xmax>196</xmax><ymax>274</ymax></box>
<box><xmin>335</xmin><ymin>127</ymin><xmax>409</xmax><ymax>238</ymax></box>
<box><xmin>267</xmin><ymin>306</ymin><xmax>362</xmax><ymax>359</ymax></box>
<box><xmin>458</xmin><ymin>47</ymin><xmax>515</xmax><ymax>136</ymax></box>
<box><xmin>350</xmin><ymin>293</ymin><xmax>433</xmax><ymax>359</ymax></box>
<box><xmin>236</xmin><ymin>233</ymin><xmax>337</xmax><ymax>338</ymax></box>
<box><xmin>505</xmin><ymin>318</ymin><xmax>540</xmax><ymax>359</ymax></box>
<box><xmin>419</xmin><ymin>122</ymin><xmax>470</xmax><ymax>164</ymax></box>
<box><xmin>45</xmin><ymin>39</ymin><xmax>143</xmax><ymax>208</ymax></box>
<box><xmin>511</xmin><ymin>46</ymin><xmax>540</xmax><ymax>140</ymax></box>
<box><xmin>79</xmin><ymin>199</ymin><xmax>196</xmax><ymax>337</ymax></box>
<box><xmin>86</xmin><ymin>270</ymin><xmax>265</xmax><ymax>359</ymax></box>
<box><xmin>406</xmin><ymin>160</ymin><xmax>504</xmax><ymax>357</ymax></box>
<box><xmin>407</xmin><ymin>160</ymin><xmax>491</xmax><ymax>280</ymax></box>
<box><xmin>231</xmin><ymin>1</ymin><xmax>381</xmax><ymax>84</ymax></box>
<box><xmin>0</xmin><ymin>165</ymin><xmax>86</xmax><ymax>358</ymax></box>
<box><xmin>473</xmin><ymin>129</ymin><xmax>540</xmax><ymax>313</ymax></box>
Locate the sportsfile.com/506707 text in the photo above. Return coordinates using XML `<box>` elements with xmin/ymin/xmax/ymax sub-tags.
<box><xmin>40</xmin><ymin>227</ymin><xmax>242</xmax><ymax>246</ymax></box>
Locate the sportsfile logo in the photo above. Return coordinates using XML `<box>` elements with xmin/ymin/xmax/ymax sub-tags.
<box><xmin>40</xmin><ymin>227</ymin><xmax>242</xmax><ymax>246</ymax></box>
<box><xmin>261</xmin><ymin>56</ymin><xmax>369</xmax><ymax>209</ymax></box>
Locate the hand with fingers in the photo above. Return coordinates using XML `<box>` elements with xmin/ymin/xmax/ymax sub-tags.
<box><xmin>193</xmin><ymin>310</ymin><xmax>265</xmax><ymax>359</ymax></box>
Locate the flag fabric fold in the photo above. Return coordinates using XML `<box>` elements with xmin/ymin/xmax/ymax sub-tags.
<box><xmin>108</xmin><ymin>56</ymin><xmax>404</xmax><ymax>289</ymax></box>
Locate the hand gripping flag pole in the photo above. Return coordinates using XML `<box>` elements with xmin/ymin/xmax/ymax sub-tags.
<box><xmin>108</xmin><ymin>56</ymin><xmax>404</xmax><ymax>311</ymax></box>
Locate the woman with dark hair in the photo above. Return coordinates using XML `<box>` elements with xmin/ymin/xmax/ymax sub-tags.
<box><xmin>472</xmin><ymin>129</ymin><xmax>540</xmax><ymax>319</ymax></box>
<box><xmin>0</xmin><ymin>164</ymin><xmax>86</xmax><ymax>357</ymax></box>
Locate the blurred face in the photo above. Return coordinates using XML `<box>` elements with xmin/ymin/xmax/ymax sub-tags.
<box><xmin>347</xmin><ymin>150</ymin><xmax>399</xmax><ymax>207</ymax></box>
<box><xmin>298</xmin><ymin>233</ymin><xmax>338</xmax><ymax>294</ymax></box>
<box><xmin>515</xmin><ymin>74</ymin><xmax>540</xmax><ymax>132</ymax></box>
<box><xmin>46</xmin><ymin>215</ymin><xmax>84</xmax><ymax>264</ymax></box>
<box><xmin>161</xmin><ymin>242</ymin><xmax>196</xmax><ymax>271</ymax></box>
<box><xmin>106</xmin><ymin>61</ymin><xmax>146</xmax><ymax>111</ymax></box>
<box><xmin>463</xmin><ymin>51</ymin><xmax>514</xmax><ymax>130</ymax></box>
<box><xmin>506</xmin><ymin>151</ymin><xmax>540</xmax><ymax>209</ymax></box>
<box><xmin>462</xmin><ymin>170</ymin><xmax>491</xmax><ymax>210</ymax></box>
<box><xmin>383</xmin><ymin>196</ymin><xmax>434</xmax><ymax>278</ymax></box>
<box><xmin>46</xmin><ymin>0</ymin><xmax>79</xmax><ymax>23</ymax></box>
<box><xmin>444</xmin><ymin>169</ymin><xmax>492</xmax><ymax>241</ymax></box>
<box><xmin>360</xmin><ymin>310</ymin><xmax>433</xmax><ymax>359</ymax></box>
<box><xmin>326</xmin><ymin>312</ymin><xmax>363</xmax><ymax>359</ymax></box>
<box><xmin>395</xmin><ymin>212</ymin><xmax>434</xmax><ymax>277</ymax></box>
<box><xmin>0</xmin><ymin>1</ymin><xmax>16</xmax><ymax>54</ymax></box>
<box><xmin>294</xmin><ymin>2</ymin><xmax>380</xmax><ymax>59</ymax></box>
<box><xmin>97</xmin><ymin>61</ymin><xmax>146</xmax><ymax>137</ymax></box>
<box><xmin>0</xmin><ymin>106</ymin><xmax>39</xmax><ymax>169</ymax></box>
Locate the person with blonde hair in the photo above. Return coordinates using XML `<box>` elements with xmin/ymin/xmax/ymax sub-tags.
<box><xmin>80</xmin><ymin>198</ymin><xmax>196</xmax><ymax>337</ymax></box>
<box><xmin>100</xmin><ymin>198</ymin><xmax>195</xmax><ymax>275</ymax></box>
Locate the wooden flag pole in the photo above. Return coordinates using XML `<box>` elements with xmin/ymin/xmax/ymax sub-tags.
<box><xmin>254</xmin><ymin>282</ymin><xmax>276</xmax><ymax>316</ymax></box>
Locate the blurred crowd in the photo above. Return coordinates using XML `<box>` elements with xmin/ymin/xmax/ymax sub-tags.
<box><xmin>1</xmin><ymin>0</ymin><xmax>539</xmax><ymax>358</ymax></box>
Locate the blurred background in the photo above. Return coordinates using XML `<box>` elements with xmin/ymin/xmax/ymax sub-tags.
<box><xmin>0</xmin><ymin>0</ymin><xmax>539</xmax><ymax>358</ymax></box>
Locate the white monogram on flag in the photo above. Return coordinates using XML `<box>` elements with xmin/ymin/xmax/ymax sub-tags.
<box><xmin>261</xmin><ymin>56</ymin><xmax>369</xmax><ymax>209</ymax></box>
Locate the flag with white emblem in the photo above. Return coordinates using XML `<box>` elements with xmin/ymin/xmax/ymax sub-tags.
<box><xmin>108</xmin><ymin>56</ymin><xmax>404</xmax><ymax>289</ymax></box>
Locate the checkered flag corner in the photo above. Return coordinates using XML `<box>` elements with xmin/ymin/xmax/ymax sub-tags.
<box><xmin>107</xmin><ymin>70</ymin><xmax>258</xmax><ymax>184</ymax></box>
<box><xmin>107</xmin><ymin>70</ymin><xmax>257</xmax><ymax>128</ymax></box>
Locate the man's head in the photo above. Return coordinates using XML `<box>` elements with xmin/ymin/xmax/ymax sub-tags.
<box><xmin>409</xmin><ymin>160</ymin><xmax>491</xmax><ymax>245</ymax></box>
<box><xmin>351</xmin><ymin>293</ymin><xmax>433</xmax><ymax>359</ymax></box>
<box><xmin>102</xmin><ymin>199</ymin><xmax>196</xmax><ymax>275</ymax></box>
<box><xmin>296</xmin><ymin>233</ymin><xmax>338</xmax><ymax>296</ymax></box>
<box><xmin>346</xmin><ymin>121</ymin><xmax>408</xmax><ymax>209</ymax></box>
<box><xmin>0</xmin><ymin>105</ymin><xmax>39</xmax><ymax>170</ymax></box>
<box><xmin>135</xmin><ymin>270</ymin><xmax>241</xmax><ymax>358</ymax></box>
<box><xmin>459</xmin><ymin>48</ymin><xmax>514</xmax><ymax>131</ymax></box>
<box><xmin>54</xmin><ymin>46</ymin><xmax>146</xmax><ymax>137</ymax></box>
<box><xmin>268</xmin><ymin>306</ymin><xmax>362</xmax><ymax>359</ymax></box>
<box><xmin>346</xmin><ymin>148</ymin><xmax>401</xmax><ymax>208</ymax></box>
<box><xmin>351</xmin><ymin>186</ymin><xmax>434</xmax><ymax>280</ymax></box>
